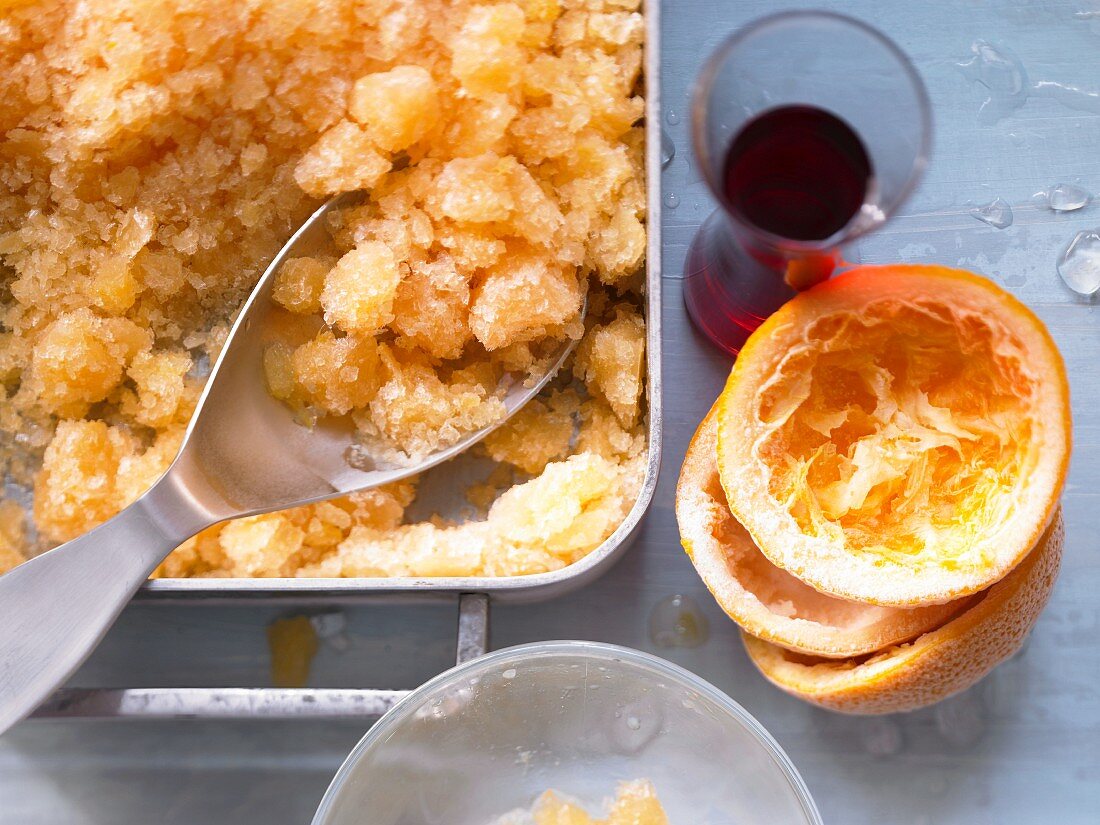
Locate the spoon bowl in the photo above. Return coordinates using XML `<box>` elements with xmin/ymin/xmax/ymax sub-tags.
<box><xmin>177</xmin><ymin>191</ymin><xmax>580</xmax><ymax>520</ymax></box>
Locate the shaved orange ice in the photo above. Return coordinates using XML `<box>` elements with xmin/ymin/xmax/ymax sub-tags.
<box><xmin>491</xmin><ymin>780</ymin><xmax>668</xmax><ymax>825</ymax></box>
<box><xmin>0</xmin><ymin>0</ymin><xmax>649</xmax><ymax>579</ymax></box>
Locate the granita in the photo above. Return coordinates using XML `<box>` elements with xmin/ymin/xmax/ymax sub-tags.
<box><xmin>0</xmin><ymin>0</ymin><xmax>648</xmax><ymax>578</ymax></box>
<box><xmin>491</xmin><ymin>780</ymin><xmax>668</xmax><ymax>825</ymax></box>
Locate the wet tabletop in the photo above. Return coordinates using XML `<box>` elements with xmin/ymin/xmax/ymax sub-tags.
<box><xmin>2</xmin><ymin>1</ymin><xmax>1099</xmax><ymax>823</ymax></box>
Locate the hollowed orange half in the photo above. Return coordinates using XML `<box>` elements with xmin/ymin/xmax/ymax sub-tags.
<box><xmin>717</xmin><ymin>265</ymin><xmax>1071</xmax><ymax>606</ymax></box>
<box><xmin>742</xmin><ymin>511</ymin><xmax>1063</xmax><ymax>714</ymax></box>
<box><xmin>676</xmin><ymin>405</ymin><xmax>970</xmax><ymax>659</ymax></box>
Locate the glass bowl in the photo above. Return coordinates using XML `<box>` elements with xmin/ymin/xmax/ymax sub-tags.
<box><xmin>311</xmin><ymin>641</ymin><xmax>822</xmax><ymax>825</ymax></box>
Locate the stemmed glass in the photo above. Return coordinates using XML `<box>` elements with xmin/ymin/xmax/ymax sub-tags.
<box><xmin>683</xmin><ymin>11</ymin><xmax>932</xmax><ymax>354</ymax></box>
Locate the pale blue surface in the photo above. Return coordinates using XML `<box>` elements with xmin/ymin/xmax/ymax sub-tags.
<box><xmin>2</xmin><ymin>1</ymin><xmax>1099</xmax><ymax>823</ymax></box>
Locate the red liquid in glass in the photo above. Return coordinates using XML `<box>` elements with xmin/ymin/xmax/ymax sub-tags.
<box><xmin>683</xmin><ymin>105</ymin><xmax>872</xmax><ymax>354</ymax></box>
<box><xmin>724</xmin><ymin>105</ymin><xmax>871</xmax><ymax>241</ymax></box>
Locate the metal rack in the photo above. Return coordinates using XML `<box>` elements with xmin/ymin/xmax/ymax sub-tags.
<box><xmin>33</xmin><ymin>594</ymin><xmax>489</xmax><ymax>720</ymax></box>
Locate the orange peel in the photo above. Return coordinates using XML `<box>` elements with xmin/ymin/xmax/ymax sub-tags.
<box><xmin>676</xmin><ymin>405</ymin><xmax>969</xmax><ymax>659</ymax></box>
<box><xmin>742</xmin><ymin>510</ymin><xmax>1064</xmax><ymax>714</ymax></box>
<box><xmin>716</xmin><ymin>265</ymin><xmax>1071</xmax><ymax>606</ymax></box>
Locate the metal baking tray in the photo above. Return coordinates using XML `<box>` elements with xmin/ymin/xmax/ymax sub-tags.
<box><xmin>32</xmin><ymin>0</ymin><xmax>661</xmax><ymax>719</ymax></box>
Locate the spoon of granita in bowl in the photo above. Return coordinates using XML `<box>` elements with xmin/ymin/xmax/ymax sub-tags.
<box><xmin>0</xmin><ymin>189</ymin><xmax>586</xmax><ymax>736</ymax></box>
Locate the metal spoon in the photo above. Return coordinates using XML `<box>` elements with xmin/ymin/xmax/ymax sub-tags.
<box><xmin>0</xmin><ymin>191</ymin><xmax>583</xmax><ymax>734</ymax></box>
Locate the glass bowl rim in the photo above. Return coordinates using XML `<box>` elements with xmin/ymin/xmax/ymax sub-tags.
<box><xmin>310</xmin><ymin>640</ymin><xmax>823</xmax><ymax>825</ymax></box>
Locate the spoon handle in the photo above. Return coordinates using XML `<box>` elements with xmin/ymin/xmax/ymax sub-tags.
<box><xmin>0</xmin><ymin>476</ymin><xmax>207</xmax><ymax>735</ymax></box>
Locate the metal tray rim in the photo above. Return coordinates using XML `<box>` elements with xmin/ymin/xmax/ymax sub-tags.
<box><xmin>138</xmin><ymin>0</ymin><xmax>662</xmax><ymax>604</ymax></box>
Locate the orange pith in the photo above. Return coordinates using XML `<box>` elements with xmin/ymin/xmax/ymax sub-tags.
<box><xmin>762</xmin><ymin>303</ymin><xmax>1027</xmax><ymax>561</ymax></box>
<box><xmin>717</xmin><ymin>265</ymin><xmax>1071</xmax><ymax>606</ymax></box>
<box><xmin>676</xmin><ymin>406</ymin><xmax>970</xmax><ymax>658</ymax></box>
<box><xmin>742</xmin><ymin>511</ymin><xmax>1064</xmax><ymax>714</ymax></box>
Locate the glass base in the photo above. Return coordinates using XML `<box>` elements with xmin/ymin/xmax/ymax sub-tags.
<box><xmin>683</xmin><ymin>211</ymin><xmax>797</xmax><ymax>355</ymax></box>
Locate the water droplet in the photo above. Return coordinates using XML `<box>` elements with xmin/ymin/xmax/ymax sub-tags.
<box><xmin>514</xmin><ymin>749</ymin><xmax>534</xmax><ymax>770</ymax></box>
<box><xmin>971</xmin><ymin>197</ymin><xmax>1013</xmax><ymax>229</ymax></box>
<box><xmin>663</xmin><ymin>192</ymin><xmax>680</xmax><ymax>210</ymax></box>
<box><xmin>956</xmin><ymin>40</ymin><xmax>1029</xmax><ymax>123</ymax></box>
<box><xmin>648</xmin><ymin>594</ymin><xmax>709</xmax><ymax>648</ymax></box>
<box><xmin>934</xmin><ymin>692</ymin><xmax>987</xmax><ymax>748</ymax></box>
<box><xmin>1047</xmin><ymin>183</ymin><xmax>1091</xmax><ymax>212</ymax></box>
<box><xmin>926</xmin><ymin>774</ymin><xmax>950</xmax><ymax>796</ymax></box>
<box><xmin>665</xmin><ymin>109</ymin><xmax>680</xmax><ymax>126</ymax></box>
<box><xmin>859</xmin><ymin>717</ymin><xmax>904</xmax><ymax>756</ymax></box>
<box><xmin>660</xmin><ymin>129</ymin><xmax>675</xmax><ymax>169</ymax></box>
<box><xmin>501</xmin><ymin>668</ymin><xmax>517</xmax><ymax>680</ymax></box>
<box><xmin>309</xmin><ymin>611</ymin><xmax>350</xmax><ymax>651</ymax></box>
<box><xmin>1031</xmin><ymin>80</ymin><xmax>1100</xmax><ymax>115</ymax></box>
<box><xmin>609</xmin><ymin>700</ymin><xmax>663</xmax><ymax>753</ymax></box>
<box><xmin>1057</xmin><ymin>229</ymin><xmax>1100</xmax><ymax>295</ymax></box>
